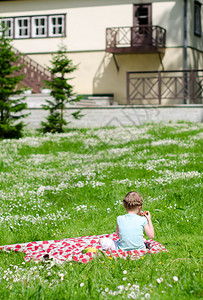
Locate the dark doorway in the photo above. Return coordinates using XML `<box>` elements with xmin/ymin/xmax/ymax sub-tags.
<box><xmin>132</xmin><ymin>4</ymin><xmax>152</xmax><ymax>46</ymax></box>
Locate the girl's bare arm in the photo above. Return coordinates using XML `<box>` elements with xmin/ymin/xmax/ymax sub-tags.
<box><xmin>144</xmin><ymin>211</ymin><xmax>154</xmax><ymax>239</ymax></box>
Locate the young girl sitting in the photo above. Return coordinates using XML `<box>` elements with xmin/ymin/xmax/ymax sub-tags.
<box><xmin>100</xmin><ymin>191</ymin><xmax>154</xmax><ymax>251</ymax></box>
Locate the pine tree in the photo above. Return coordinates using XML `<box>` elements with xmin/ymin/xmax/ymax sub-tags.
<box><xmin>0</xmin><ymin>25</ymin><xmax>28</xmax><ymax>139</ymax></box>
<box><xmin>41</xmin><ymin>46</ymin><xmax>82</xmax><ymax>133</ymax></box>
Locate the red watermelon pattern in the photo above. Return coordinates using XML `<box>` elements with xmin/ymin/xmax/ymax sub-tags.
<box><xmin>0</xmin><ymin>233</ymin><xmax>168</xmax><ymax>263</ymax></box>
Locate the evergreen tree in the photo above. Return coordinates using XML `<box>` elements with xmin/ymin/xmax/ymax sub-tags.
<box><xmin>41</xmin><ymin>46</ymin><xmax>82</xmax><ymax>133</ymax></box>
<box><xmin>0</xmin><ymin>25</ymin><xmax>28</xmax><ymax>139</ymax></box>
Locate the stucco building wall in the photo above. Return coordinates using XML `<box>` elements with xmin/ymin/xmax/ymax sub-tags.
<box><xmin>0</xmin><ymin>0</ymin><xmax>202</xmax><ymax>104</ymax></box>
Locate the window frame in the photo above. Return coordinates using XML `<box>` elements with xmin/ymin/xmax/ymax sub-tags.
<box><xmin>194</xmin><ymin>1</ymin><xmax>202</xmax><ymax>37</ymax></box>
<box><xmin>48</xmin><ymin>15</ymin><xmax>65</xmax><ymax>37</ymax></box>
<box><xmin>32</xmin><ymin>16</ymin><xmax>47</xmax><ymax>38</ymax></box>
<box><xmin>15</xmin><ymin>17</ymin><xmax>30</xmax><ymax>39</ymax></box>
<box><xmin>0</xmin><ymin>18</ymin><xmax>13</xmax><ymax>38</ymax></box>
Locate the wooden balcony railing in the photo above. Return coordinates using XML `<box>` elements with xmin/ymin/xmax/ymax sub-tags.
<box><xmin>127</xmin><ymin>70</ymin><xmax>203</xmax><ymax>105</ymax></box>
<box><xmin>13</xmin><ymin>47</ymin><xmax>53</xmax><ymax>93</ymax></box>
<box><xmin>106</xmin><ymin>25</ymin><xmax>166</xmax><ymax>54</ymax></box>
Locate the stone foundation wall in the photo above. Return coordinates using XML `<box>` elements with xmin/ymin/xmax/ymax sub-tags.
<box><xmin>13</xmin><ymin>94</ymin><xmax>203</xmax><ymax>128</ymax></box>
<box><xmin>23</xmin><ymin>106</ymin><xmax>203</xmax><ymax>129</ymax></box>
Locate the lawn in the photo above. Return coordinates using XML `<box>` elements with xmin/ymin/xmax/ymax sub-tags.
<box><xmin>0</xmin><ymin>122</ymin><xmax>202</xmax><ymax>299</ymax></box>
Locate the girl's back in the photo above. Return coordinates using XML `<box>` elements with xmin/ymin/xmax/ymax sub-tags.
<box><xmin>117</xmin><ymin>214</ymin><xmax>147</xmax><ymax>251</ymax></box>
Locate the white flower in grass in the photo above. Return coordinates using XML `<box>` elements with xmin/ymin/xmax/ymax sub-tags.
<box><xmin>117</xmin><ymin>285</ymin><xmax>124</xmax><ymax>290</ymax></box>
<box><xmin>127</xmin><ymin>291</ymin><xmax>136</xmax><ymax>299</ymax></box>
<box><xmin>156</xmin><ymin>278</ymin><xmax>162</xmax><ymax>284</ymax></box>
<box><xmin>105</xmin><ymin>288</ymin><xmax>109</xmax><ymax>292</ymax></box>
<box><xmin>123</xmin><ymin>277</ymin><xmax>127</xmax><ymax>281</ymax></box>
<box><xmin>145</xmin><ymin>293</ymin><xmax>150</xmax><ymax>298</ymax></box>
<box><xmin>123</xmin><ymin>270</ymin><xmax>127</xmax><ymax>274</ymax></box>
<box><xmin>80</xmin><ymin>282</ymin><xmax>84</xmax><ymax>287</ymax></box>
<box><xmin>173</xmin><ymin>276</ymin><xmax>178</xmax><ymax>282</ymax></box>
<box><xmin>58</xmin><ymin>272</ymin><xmax>65</xmax><ymax>281</ymax></box>
<box><xmin>132</xmin><ymin>284</ymin><xmax>140</xmax><ymax>291</ymax></box>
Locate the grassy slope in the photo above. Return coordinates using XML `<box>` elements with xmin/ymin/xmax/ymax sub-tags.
<box><xmin>0</xmin><ymin>122</ymin><xmax>202</xmax><ymax>299</ymax></box>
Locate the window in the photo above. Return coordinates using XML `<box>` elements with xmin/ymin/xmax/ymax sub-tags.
<box><xmin>0</xmin><ymin>18</ymin><xmax>13</xmax><ymax>38</ymax></box>
<box><xmin>136</xmin><ymin>7</ymin><xmax>149</xmax><ymax>26</ymax></box>
<box><xmin>32</xmin><ymin>16</ymin><xmax>47</xmax><ymax>37</ymax></box>
<box><xmin>0</xmin><ymin>14</ymin><xmax>65</xmax><ymax>39</ymax></box>
<box><xmin>15</xmin><ymin>17</ymin><xmax>30</xmax><ymax>38</ymax></box>
<box><xmin>194</xmin><ymin>1</ymin><xmax>202</xmax><ymax>36</ymax></box>
<box><xmin>49</xmin><ymin>15</ymin><xmax>65</xmax><ymax>37</ymax></box>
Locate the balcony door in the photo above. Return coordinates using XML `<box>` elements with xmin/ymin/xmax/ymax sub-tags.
<box><xmin>132</xmin><ymin>4</ymin><xmax>152</xmax><ymax>47</ymax></box>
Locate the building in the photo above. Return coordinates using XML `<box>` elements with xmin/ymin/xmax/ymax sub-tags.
<box><xmin>0</xmin><ymin>0</ymin><xmax>203</xmax><ymax>105</ymax></box>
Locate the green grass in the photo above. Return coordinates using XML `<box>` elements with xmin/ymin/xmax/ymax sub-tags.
<box><xmin>0</xmin><ymin>122</ymin><xmax>202</xmax><ymax>299</ymax></box>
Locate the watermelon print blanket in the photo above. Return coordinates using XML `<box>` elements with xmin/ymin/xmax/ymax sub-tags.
<box><xmin>0</xmin><ymin>233</ymin><xmax>168</xmax><ymax>264</ymax></box>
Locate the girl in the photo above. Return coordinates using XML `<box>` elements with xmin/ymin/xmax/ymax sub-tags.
<box><xmin>100</xmin><ymin>191</ymin><xmax>154</xmax><ymax>251</ymax></box>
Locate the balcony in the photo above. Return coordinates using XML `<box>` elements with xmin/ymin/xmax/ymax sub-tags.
<box><xmin>106</xmin><ymin>25</ymin><xmax>166</xmax><ymax>54</ymax></box>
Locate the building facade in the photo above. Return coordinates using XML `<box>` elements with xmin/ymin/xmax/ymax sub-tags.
<box><xmin>0</xmin><ymin>0</ymin><xmax>203</xmax><ymax>104</ymax></box>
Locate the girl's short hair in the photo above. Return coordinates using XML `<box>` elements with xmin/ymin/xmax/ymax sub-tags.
<box><xmin>123</xmin><ymin>191</ymin><xmax>143</xmax><ymax>210</ymax></box>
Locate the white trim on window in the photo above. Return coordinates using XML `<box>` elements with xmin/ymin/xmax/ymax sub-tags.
<box><xmin>32</xmin><ymin>16</ymin><xmax>47</xmax><ymax>38</ymax></box>
<box><xmin>48</xmin><ymin>15</ymin><xmax>65</xmax><ymax>37</ymax></box>
<box><xmin>0</xmin><ymin>18</ymin><xmax>13</xmax><ymax>38</ymax></box>
<box><xmin>15</xmin><ymin>17</ymin><xmax>30</xmax><ymax>38</ymax></box>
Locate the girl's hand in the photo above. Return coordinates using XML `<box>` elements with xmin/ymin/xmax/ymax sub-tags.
<box><xmin>144</xmin><ymin>211</ymin><xmax>151</xmax><ymax>221</ymax></box>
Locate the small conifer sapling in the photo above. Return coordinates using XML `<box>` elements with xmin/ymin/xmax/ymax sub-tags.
<box><xmin>41</xmin><ymin>46</ymin><xmax>82</xmax><ymax>133</ymax></box>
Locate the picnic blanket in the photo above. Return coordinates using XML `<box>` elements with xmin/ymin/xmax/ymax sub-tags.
<box><xmin>0</xmin><ymin>233</ymin><xmax>168</xmax><ymax>263</ymax></box>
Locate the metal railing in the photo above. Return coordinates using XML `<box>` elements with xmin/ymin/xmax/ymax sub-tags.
<box><xmin>106</xmin><ymin>25</ymin><xmax>166</xmax><ymax>52</ymax></box>
<box><xmin>127</xmin><ymin>70</ymin><xmax>203</xmax><ymax>104</ymax></box>
<box><xmin>13</xmin><ymin>47</ymin><xmax>53</xmax><ymax>93</ymax></box>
